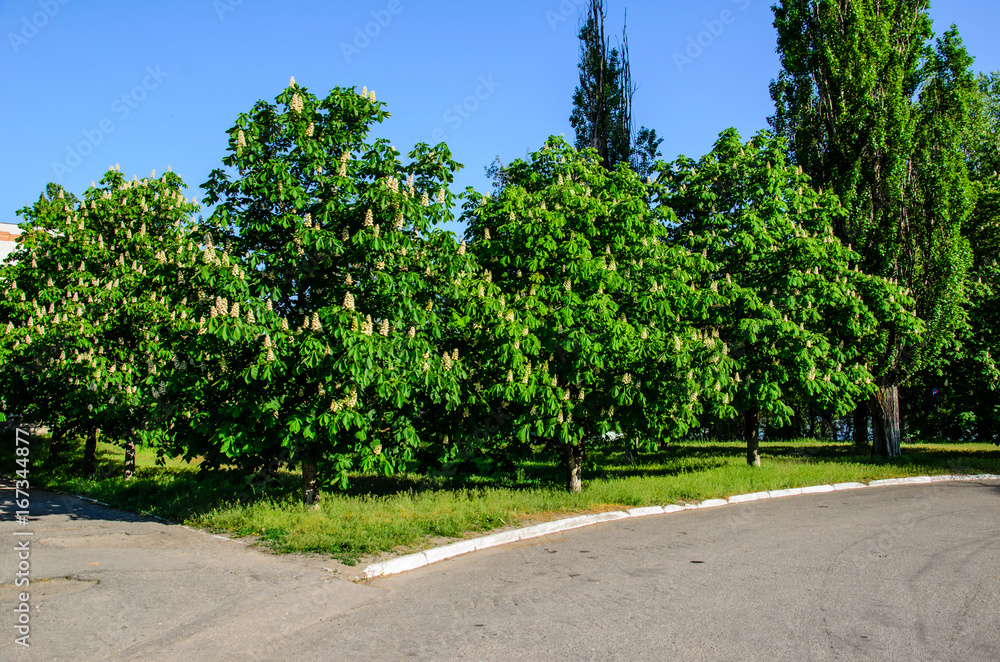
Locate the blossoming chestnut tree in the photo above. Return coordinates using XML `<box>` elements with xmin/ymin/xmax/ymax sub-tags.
<box><xmin>199</xmin><ymin>80</ymin><xmax>480</xmax><ymax>502</ymax></box>
<box><xmin>0</xmin><ymin>168</ymin><xmax>201</xmax><ymax>477</ymax></box>
<box><xmin>463</xmin><ymin>137</ymin><xmax>732</xmax><ymax>492</ymax></box>
<box><xmin>664</xmin><ymin>129</ymin><xmax>922</xmax><ymax>464</ymax></box>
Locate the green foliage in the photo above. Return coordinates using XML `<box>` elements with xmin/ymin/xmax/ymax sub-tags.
<box><xmin>0</xmin><ymin>168</ymin><xmax>200</xmax><ymax>453</ymax></box>
<box><xmin>463</xmin><ymin>136</ymin><xmax>729</xmax><ymax>487</ymax></box>
<box><xmin>769</xmin><ymin>1</ymin><xmax>969</xmax><ymax>380</ymax></box>
<box><xmin>769</xmin><ymin>1</ymin><xmax>979</xmax><ymax>456</ymax></box>
<box><xmin>664</xmin><ymin>130</ymin><xmax>921</xmax><ymax>447</ymax></box>
<box><xmin>569</xmin><ymin>0</ymin><xmax>661</xmax><ymax>177</ymax></box>
<box><xmin>197</xmin><ymin>80</ymin><xmax>480</xmax><ymax>489</ymax></box>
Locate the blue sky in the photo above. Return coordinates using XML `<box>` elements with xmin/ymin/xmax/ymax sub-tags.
<box><xmin>4</xmin><ymin>0</ymin><xmax>999</xmax><ymax>235</ymax></box>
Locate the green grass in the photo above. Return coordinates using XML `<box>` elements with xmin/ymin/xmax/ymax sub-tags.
<box><xmin>4</xmin><ymin>431</ymin><xmax>998</xmax><ymax>565</ymax></box>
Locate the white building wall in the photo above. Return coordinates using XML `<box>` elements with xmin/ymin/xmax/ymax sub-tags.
<box><xmin>0</xmin><ymin>223</ymin><xmax>22</xmax><ymax>262</ymax></box>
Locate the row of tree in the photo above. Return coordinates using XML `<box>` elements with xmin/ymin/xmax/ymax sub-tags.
<box><xmin>570</xmin><ymin>0</ymin><xmax>1000</xmax><ymax>454</ymax></box>
<box><xmin>1</xmin><ymin>2</ymin><xmax>997</xmax><ymax>500</ymax></box>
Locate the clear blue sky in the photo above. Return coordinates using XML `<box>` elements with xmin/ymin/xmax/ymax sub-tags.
<box><xmin>3</xmin><ymin>0</ymin><xmax>999</xmax><ymax>235</ymax></box>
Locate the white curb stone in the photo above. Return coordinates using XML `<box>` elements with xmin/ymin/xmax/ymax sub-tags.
<box><xmin>474</xmin><ymin>529</ymin><xmax>522</xmax><ymax>550</ymax></box>
<box><xmin>869</xmin><ymin>478</ymin><xmax>902</xmax><ymax>487</ymax></box>
<box><xmin>518</xmin><ymin>515</ymin><xmax>594</xmax><ymax>541</ymax></box>
<box><xmin>627</xmin><ymin>506</ymin><xmax>665</xmax><ymax>518</ymax></box>
<box><xmin>800</xmin><ymin>485</ymin><xmax>835</xmax><ymax>494</ymax></box>
<box><xmin>361</xmin><ymin>474</ymin><xmax>1000</xmax><ymax>579</ymax></box>
<box><xmin>365</xmin><ymin>552</ymin><xmax>428</xmax><ymax>578</ymax></box>
<box><xmin>423</xmin><ymin>539</ymin><xmax>478</xmax><ymax>565</ymax></box>
<box><xmin>768</xmin><ymin>488</ymin><xmax>803</xmax><ymax>498</ymax></box>
<box><xmin>589</xmin><ymin>511</ymin><xmax>631</xmax><ymax>524</ymax></box>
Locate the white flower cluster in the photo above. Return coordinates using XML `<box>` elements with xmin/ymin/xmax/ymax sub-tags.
<box><xmin>289</xmin><ymin>93</ymin><xmax>304</xmax><ymax>114</ymax></box>
<box><xmin>343</xmin><ymin>292</ymin><xmax>355</xmax><ymax>311</ymax></box>
<box><xmin>379</xmin><ymin>318</ymin><xmax>389</xmax><ymax>337</ymax></box>
<box><xmin>361</xmin><ymin>315</ymin><xmax>373</xmax><ymax>336</ymax></box>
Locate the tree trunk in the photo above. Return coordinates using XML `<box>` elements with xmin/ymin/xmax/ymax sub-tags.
<box><xmin>745</xmin><ymin>409</ymin><xmax>761</xmax><ymax>466</ymax></box>
<box><xmin>301</xmin><ymin>461</ymin><xmax>320</xmax><ymax>505</ymax></box>
<box><xmin>870</xmin><ymin>382</ymin><xmax>902</xmax><ymax>458</ymax></box>
<box><xmin>83</xmin><ymin>427</ymin><xmax>98</xmax><ymax>475</ymax></box>
<box><xmin>852</xmin><ymin>406</ymin><xmax>869</xmax><ymax>453</ymax></box>
<box><xmin>124</xmin><ymin>440</ymin><xmax>136</xmax><ymax>481</ymax></box>
<box><xmin>47</xmin><ymin>426</ymin><xmax>65</xmax><ymax>465</ymax></box>
<box><xmin>808</xmin><ymin>409</ymin><xmax>817</xmax><ymax>438</ymax></box>
<box><xmin>564</xmin><ymin>442</ymin><xmax>584</xmax><ymax>493</ymax></box>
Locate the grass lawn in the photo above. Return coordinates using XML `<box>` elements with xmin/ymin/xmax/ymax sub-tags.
<box><xmin>4</xmin><ymin>431</ymin><xmax>998</xmax><ymax>565</ymax></box>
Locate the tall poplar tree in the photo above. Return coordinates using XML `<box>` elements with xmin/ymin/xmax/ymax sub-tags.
<box><xmin>769</xmin><ymin>1</ymin><xmax>975</xmax><ymax>456</ymax></box>
<box><xmin>569</xmin><ymin>0</ymin><xmax>661</xmax><ymax>177</ymax></box>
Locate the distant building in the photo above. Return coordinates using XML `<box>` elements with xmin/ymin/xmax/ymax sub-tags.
<box><xmin>0</xmin><ymin>223</ymin><xmax>22</xmax><ymax>262</ymax></box>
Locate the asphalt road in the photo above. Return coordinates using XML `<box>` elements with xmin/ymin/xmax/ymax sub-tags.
<box><xmin>1</xmin><ymin>479</ymin><xmax>998</xmax><ymax>661</ymax></box>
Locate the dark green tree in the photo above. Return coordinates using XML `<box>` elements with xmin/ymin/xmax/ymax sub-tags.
<box><xmin>664</xmin><ymin>129</ymin><xmax>920</xmax><ymax>464</ymax></box>
<box><xmin>199</xmin><ymin>80</ymin><xmax>479</xmax><ymax>502</ymax></box>
<box><xmin>569</xmin><ymin>0</ymin><xmax>662</xmax><ymax>178</ymax></box>
<box><xmin>904</xmin><ymin>71</ymin><xmax>1000</xmax><ymax>444</ymax></box>
<box><xmin>0</xmin><ymin>168</ymin><xmax>201</xmax><ymax>477</ymax></box>
<box><xmin>769</xmin><ymin>1</ymin><xmax>975</xmax><ymax>457</ymax></box>
<box><xmin>463</xmin><ymin>137</ymin><xmax>729</xmax><ymax>491</ymax></box>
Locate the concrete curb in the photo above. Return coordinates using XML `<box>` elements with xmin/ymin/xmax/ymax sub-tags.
<box><xmin>362</xmin><ymin>474</ymin><xmax>1000</xmax><ymax>579</ymax></box>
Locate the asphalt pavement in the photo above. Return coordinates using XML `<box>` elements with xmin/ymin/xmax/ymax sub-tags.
<box><xmin>1</xmin><ymin>478</ymin><xmax>998</xmax><ymax>661</ymax></box>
